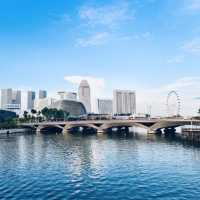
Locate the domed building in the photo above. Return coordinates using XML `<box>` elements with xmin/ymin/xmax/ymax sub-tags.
<box><xmin>50</xmin><ymin>100</ymin><xmax>86</xmax><ymax>116</ymax></box>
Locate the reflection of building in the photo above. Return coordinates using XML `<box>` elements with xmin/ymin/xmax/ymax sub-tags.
<box><xmin>57</xmin><ymin>91</ymin><xmax>77</xmax><ymax>101</ymax></box>
<box><xmin>1</xmin><ymin>89</ymin><xmax>21</xmax><ymax>114</ymax></box>
<box><xmin>97</xmin><ymin>99</ymin><xmax>113</xmax><ymax>115</ymax></box>
<box><xmin>51</xmin><ymin>100</ymin><xmax>86</xmax><ymax>116</ymax></box>
<box><xmin>78</xmin><ymin>80</ymin><xmax>91</xmax><ymax>113</ymax></box>
<box><xmin>39</xmin><ymin>90</ymin><xmax>47</xmax><ymax>99</ymax></box>
<box><xmin>21</xmin><ymin>91</ymin><xmax>36</xmax><ymax>111</ymax></box>
<box><xmin>113</xmin><ymin>90</ymin><xmax>136</xmax><ymax>115</ymax></box>
<box><xmin>34</xmin><ymin>98</ymin><xmax>56</xmax><ymax>111</ymax></box>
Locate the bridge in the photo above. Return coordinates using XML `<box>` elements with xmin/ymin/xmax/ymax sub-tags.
<box><xmin>21</xmin><ymin>118</ymin><xmax>200</xmax><ymax>134</ymax></box>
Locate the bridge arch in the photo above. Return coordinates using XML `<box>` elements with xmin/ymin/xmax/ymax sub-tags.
<box><xmin>65</xmin><ymin>123</ymin><xmax>101</xmax><ymax>133</ymax></box>
<box><xmin>100</xmin><ymin>122</ymin><xmax>149</xmax><ymax>132</ymax></box>
<box><xmin>37</xmin><ymin>124</ymin><xmax>64</xmax><ymax>133</ymax></box>
<box><xmin>148</xmin><ymin>120</ymin><xmax>191</xmax><ymax>134</ymax></box>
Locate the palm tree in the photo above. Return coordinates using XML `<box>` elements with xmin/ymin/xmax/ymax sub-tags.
<box><xmin>23</xmin><ymin>111</ymin><xmax>28</xmax><ymax>121</ymax></box>
<box><xmin>31</xmin><ymin>109</ymin><xmax>37</xmax><ymax>115</ymax></box>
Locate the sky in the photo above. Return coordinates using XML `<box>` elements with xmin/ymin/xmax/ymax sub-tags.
<box><xmin>0</xmin><ymin>0</ymin><xmax>200</xmax><ymax>116</ymax></box>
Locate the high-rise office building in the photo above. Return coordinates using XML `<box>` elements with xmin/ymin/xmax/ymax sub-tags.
<box><xmin>97</xmin><ymin>99</ymin><xmax>113</xmax><ymax>115</ymax></box>
<box><xmin>39</xmin><ymin>90</ymin><xmax>47</xmax><ymax>99</ymax></box>
<box><xmin>1</xmin><ymin>88</ymin><xmax>12</xmax><ymax>109</ymax></box>
<box><xmin>21</xmin><ymin>91</ymin><xmax>36</xmax><ymax>111</ymax></box>
<box><xmin>57</xmin><ymin>91</ymin><xmax>77</xmax><ymax>101</ymax></box>
<box><xmin>78</xmin><ymin>80</ymin><xmax>91</xmax><ymax>113</ymax></box>
<box><xmin>12</xmin><ymin>90</ymin><xmax>21</xmax><ymax>105</ymax></box>
<box><xmin>113</xmin><ymin>90</ymin><xmax>136</xmax><ymax>115</ymax></box>
<box><xmin>1</xmin><ymin>88</ymin><xmax>21</xmax><ymax>114</ymax></box>
<box><xmin>28</xmin><ymin>91</ymin><xmax>36</xmax><ymax>110</ymax></box>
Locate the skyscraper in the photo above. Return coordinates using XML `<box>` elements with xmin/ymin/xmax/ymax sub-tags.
<box><xmin>78</xmin><ymin>80</ymin><xmax>91</xmax><ymax>113</ymax></box>
<box><xmin>113</xmin><ymin>90</ymin><xmax>136</xmax><ymax>115</ymax></box>
<box><xmin>1</xmin><ymin>88</ymin><xmax>12</xmax><ymax>109</ymax></box>
<box><xmin>1</xmin><ymin>88</ymin><xmax>21</xmax><ymax>114</ymax></box>
<box><xmin>97</xmin><ymin>99</ymin><xmax>113</xmax><ymax>115</ymax></box>
<box><xmin>12</xmin><ymin>90</ymin><xmax>21</xmax><ymax>105</ymax></box>
<box><xmin>39</xmin><ymin>90</ymin><xmax>47</xmax><ymax>99</ymax></box>
<box><xmin>21</xmin><ymin>91</ymin><xmax>36</xmax><ymax>111</ymax></box>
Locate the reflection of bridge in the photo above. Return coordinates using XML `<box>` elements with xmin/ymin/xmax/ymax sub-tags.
<box><xmin>21</xmin><ymin>119</ymin><xmax>200</xmax><ymax>134</ymax></box>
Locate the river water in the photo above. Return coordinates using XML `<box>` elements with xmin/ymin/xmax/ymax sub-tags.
<box><xmin>0</xmin><ymin>132</ymin><xmax>200</xmax><ymax>200</ymax></box>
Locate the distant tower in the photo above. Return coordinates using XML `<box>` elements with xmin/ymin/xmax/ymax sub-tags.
<box><xmin>39</xmin><ymin>90</ymin><xmax>47</xmax><ymax>99</ymax></box>
<box><xmin>78</xmin><ymin>80</ymin><xmax>91</xmax><ymax>113</ymax></box>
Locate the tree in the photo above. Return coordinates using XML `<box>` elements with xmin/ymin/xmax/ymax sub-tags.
<box><xmin>41</xmin><ymin>107</ymin><xmax>49</xmax><ymax>120</ymax></box>
<box><xmin>41</xmin><ymin>107</ymin><xmax>70</xmax><ymax>121</ymax></box>
<box><xmin>23</xmin><ymin>111</ymin><xmax>28</xmax><ymax>120</ymax></box>
<box><xmin>31</xmin><ymin>109</ymin><xmax>37</xmax><ymax>115</ymax></box>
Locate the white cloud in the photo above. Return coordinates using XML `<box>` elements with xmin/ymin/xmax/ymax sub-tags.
<box><xmin>79</xmin><ymin>1</ymin><xmax>134</xmax><ymax>29</ymax></box>
<box><xmin>64</xmin><ymin>76</ymin><xmax>105</xmax><ymax>112</ymax></box>
<box><xmin>163</xmin><ymin>77</ymin><xmax>200</xmax><ymax>90</ymax></box>
<box><xmin>137</xmin><ymin>77</ymin><xmax>200</xmax><ymax>117</ymax></box>
<box><xmin>182</xmin><ymin>38</ymin><xmax>200</xmax><ymax>55</ymax></box>
<box><xmin>76</xmin><ymin>32</ymin><xmax>110</xmax><ymax>47</ymax></box>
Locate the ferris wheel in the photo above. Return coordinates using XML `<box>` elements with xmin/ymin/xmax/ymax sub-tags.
<box><xmin>166</xmin><ymin>91</ymin><xmax>181</xmax><ymax>117</ymax></box>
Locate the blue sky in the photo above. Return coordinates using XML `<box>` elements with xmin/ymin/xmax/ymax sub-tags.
<box><xmin>1</xmin><ymin>0</ymin><xmax>200</xmax><ymax>115</ymax></box>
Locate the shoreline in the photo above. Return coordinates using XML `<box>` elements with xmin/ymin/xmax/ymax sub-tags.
<box><xmin>0</xmin><ymin>128</ymin><xmax>31</xmax><ymax>134</ymax></box>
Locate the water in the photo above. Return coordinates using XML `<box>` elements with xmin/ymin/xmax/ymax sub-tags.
<box><xmin>0</xmin><ymin>132</ymin><xmax>200</xmax><ymax>200</ymax></box>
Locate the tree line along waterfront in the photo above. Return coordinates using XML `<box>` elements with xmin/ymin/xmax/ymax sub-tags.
<box><xmin>0</xmin><ymin>107</ymin><xmax>73</xmax><ymax>129</ymax></box>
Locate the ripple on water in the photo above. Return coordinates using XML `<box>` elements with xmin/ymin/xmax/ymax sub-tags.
<box><xmin>0</xmin><ymin>133</ymin><xmax>200</xmax><ymax>200</ymax></box>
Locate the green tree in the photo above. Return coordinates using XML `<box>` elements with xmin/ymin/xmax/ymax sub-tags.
<box><xmin>23</xmin><ymin>111</ymin><xmax>28</xmax><ymax>121</ymax></box>
<box><xmin>41</xmin><ymin>107</ymin><xmax>49</xmax><ymax>120</ymax></box>
<box><xmin>31</xmin><ymin>109</ymin><xmax>37</xmax><ymax>115</ymax></box>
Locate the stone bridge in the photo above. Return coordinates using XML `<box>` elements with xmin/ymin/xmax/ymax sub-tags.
<box><xmin>21</xmin><ymin>118</ymin><xmax>200</xmax><ymax>134</ymax></box>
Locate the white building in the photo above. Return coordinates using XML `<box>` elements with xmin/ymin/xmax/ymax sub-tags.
<box><xmin>12</xmin><ymin>90</ymin><xmax>21</xmax><ymax>105</ymax></box>
<box><xmin>78</xmin><ymin>80</ymin><xmax>91</xmax><ymax>113</ymax></box>
<box><xmin>1</xmin><ymin>88</ymin><xmax>21</xmax><ymax>114</ymax></box>
<box><xmin>57</xmin><ymin>91</ymin><xmax>77</xmax><ymax>101</ymax></box>
<box><xmin>1</xmin><ymin>88</ymin><xmax>13</xmax><ymax>109</ymax></box>
<box><xmin>97</xmin><ymin>99</ymin><xmax>113</xmax><ymax>115</ymax></box>
<box><xmin>21</xmin><ymin>91</ymin><xmax>36</xmax><ymax>111</ymax></box>
<box><xmin>113</xmin><ymin>90</ymin><xmax>136</xmax><ymax>115</ymax></box>
<box><xmin>34</xmin><ymin>98</ymin><xmax>56</xmax><ymax>111</ymax></box>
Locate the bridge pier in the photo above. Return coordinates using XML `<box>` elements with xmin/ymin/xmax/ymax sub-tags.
<box><xmin>148</xmin><ymin>129</ymin><xmax>156</xmax><ymax>134</ymax></box>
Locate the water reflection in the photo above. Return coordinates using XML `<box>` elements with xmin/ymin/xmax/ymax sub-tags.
<box><xmin>0</xmin><ymin>132</ymin><xmax>200</xmax><ymax>199</ymax></box>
